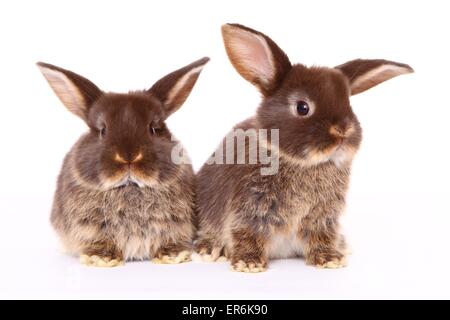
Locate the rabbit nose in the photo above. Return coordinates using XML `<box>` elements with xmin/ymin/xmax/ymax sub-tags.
<box><xmin>114</xmin><ymin>152</ymin><xmax>143</xmax><ymax>164</ymax></box>
<box><xmin>329</xmin><ymin>124</ymin><xmax>354</xmax><ymax>138</ymax></box>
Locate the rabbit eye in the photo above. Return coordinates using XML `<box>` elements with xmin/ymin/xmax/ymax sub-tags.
<box><xmin>149</xmin><ymin>121</ymin><xmax>164</xmax><ymax>135</ymax></box>
<box><xmin>149</xmin><ymin>124</ymin><xmax>158</xmax><ymax>135</ymax></box>
<box><xmin>296</xmin><ymin>101</ymin><xmax>310</xmax><ymax>116</ymax></box>
<box><xmin>100</xmin><ymin>127</ymin><xmax>106</xmax><ymax>137</ymax></box>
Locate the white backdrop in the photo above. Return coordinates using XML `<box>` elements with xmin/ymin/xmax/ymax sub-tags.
<box><xmin>1</xmin><ymin>0</ymin><xmax>449</xmax><ymax>299</ymax></box>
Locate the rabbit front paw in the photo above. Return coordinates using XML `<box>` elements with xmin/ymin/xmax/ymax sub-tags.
<box><xmin>231</xmin><ymin>258</ymin><xmax>267</xmax><ymax>273</ymax></box>
<box><xmin>316</xmin><ymin>257</ymin><xmax>347</xmax><ymax>269</ymax></box>
<box><xmin>306</xmin><ymin>252</ymin><xmax>347</xmax><ymax>269</ymax></box>
<box><xmin>195</xmin><ymin>240</ymin><xmax>228</xmax><ymax>262</ymax></box>
<box><xmin>80</xmin><ymin>241</ymin><xmax>124</xmax><ymax>267</ymax></box>
<box><xmin>80</xmin><ymin>254</ymin><xmax>124</xmax><ymax>267</ymax></box>
<box><xmin>152</xmin><ymin>250</ymin><xmax>192</xmax><ymax>264</ymax></box>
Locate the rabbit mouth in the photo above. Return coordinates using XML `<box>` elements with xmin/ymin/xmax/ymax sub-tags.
<box><xmin>100</xmin><ymin>164</ymin><xmax>159</xmax><ymax>190</ymax></box>
<box><xmin>106</xmin><ymin>171</ymin><xmax>146</xmax><ymax>189</ymax></box>
<box><xmin>118</xmin><ymin>181</ymin><xmax>140</xmax><ymax>188</ymax></box>
<box><xmin>115</xmin><ymin>175</ymin><xmax>145</xmax><ymax>188</ymax></box>
<box><xmin>329</xmin><ymin>146</ymin><xmax>353</xmax><ymax>166</ymax></box>
<box><xmin>301</xmin><ymin>142</ymin><xmax>355</xmax><ymax>167</ymax></box>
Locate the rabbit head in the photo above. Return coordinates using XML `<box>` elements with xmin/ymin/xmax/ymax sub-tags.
<box><xmin>38</xmin><ymin>58</ymin><xmax>209</xmax><ymax>190</ymax></box>
<box><xmin>221</xmin><ymin>23</ymin><xmax>413</xmax><ymax>166</ymax></box>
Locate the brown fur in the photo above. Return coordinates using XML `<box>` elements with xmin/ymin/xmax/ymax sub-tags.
<box><xmin>196</xmin><ymin>24</ymin><xmax>413</xmax><ymax>271</ymax></box>
<box><xmin>38</xmin><ymin>58</ymin><xmax>209</xmax><ymax>264</ymax></box>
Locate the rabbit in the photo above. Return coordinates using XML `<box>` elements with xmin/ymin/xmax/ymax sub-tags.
<box><xmin>38</xmin><ymin>57</ymin><xmax>209</xmax><ymax>267</ymax></box>
<box><xmin>195</xmin><ymin>23</ymin><xmax>413</xmax><ymax>272</ymax></box>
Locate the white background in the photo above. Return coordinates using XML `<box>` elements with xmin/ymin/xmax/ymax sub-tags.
<box><xmin>1</xmin><ymin>0</ymin><xmax>449</xmax><ymax>299</ymax></box>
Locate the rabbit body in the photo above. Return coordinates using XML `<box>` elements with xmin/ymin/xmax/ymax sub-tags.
<box><xmin>196</xmin><ymin>118</ymin><xmax>349</xmax><ymax>269</ymax></box>
<box><xmin>52</xmin><ymin>136</ymin><xmax>195</xmax><ymax>261</ymax></box>
<box><xmin>38</xmin><ymin>57</ymin><xmax>209</xmax><ymax>266</ymax></box>
<box><xmin>195</xmin><ymin>24</ymin><xmax>412</xmax><ymax>272</ymax></box>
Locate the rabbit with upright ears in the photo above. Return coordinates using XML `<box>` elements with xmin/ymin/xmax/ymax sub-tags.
<box><xmin>38</xmin><ymin>57</ymin><xmax>209</xmax><ymax>267</ymax></box>
<box><xmin>195</xmin><ymin>24</ymin><xmax>413</xmax><ymax>272</ymax></box>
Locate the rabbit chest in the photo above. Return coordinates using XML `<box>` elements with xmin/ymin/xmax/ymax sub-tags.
<box><xmin>66</xmin><ymin>184</ymin><xmax>192</xmax><ymax>260</ymax></box>
<box><xmin>101</xmin><ymin>186</ymin><xmax>166</xmax><ymax>232</ymax></box>
<box><xmin>264</xmin><ymin>161</ymin><xmax>350</xmax><ymax>258</ymax></box>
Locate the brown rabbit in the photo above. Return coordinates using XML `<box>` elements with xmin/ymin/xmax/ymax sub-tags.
<box><xmin>195</xmin><ymin>24</ymin><xmax>413</xmax><ymax>272</ymax></box>
<box><xmin>38</xmin><ymin>57</ymin><xmax>209</xmax><ymax>267</ymax></box>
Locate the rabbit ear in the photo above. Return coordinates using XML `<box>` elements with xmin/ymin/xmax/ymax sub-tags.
<box><xmin>148</xmin><ymin>57</ymin><xmax>209</xmax><ymax>117</ymax></box>
<box><xmin>37</xmin><ymin>62</ymin><xmax>102</xmax><ymax>121</ymax></box>
<box><xmin>221</xmin><ymin>23</ymin><xmax>292</xmax><ymax>96</ymax></box>
<box><xmin>336</xmin><ymin>59</ymin><xmax>414</xmax><ymax>96</ymax></box>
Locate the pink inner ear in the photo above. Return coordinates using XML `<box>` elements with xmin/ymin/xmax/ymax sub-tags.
<box><xmin>227</xmin><ymin>28</ymin><xmax>275</xmax><ymax>84</ymax></box>
<box><xmin>350</xmin><ymin>64</ymin><xmax>413</xmax><ymax>95</ymax></box>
